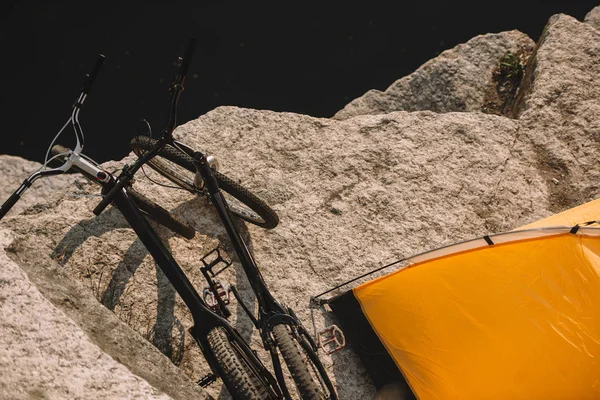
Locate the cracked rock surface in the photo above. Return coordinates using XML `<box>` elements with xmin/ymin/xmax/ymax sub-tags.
<box><xmin>0</xmin><ymin>228</ymin><xmax>174</xmax><ymax>400</ymax></box>
<box><xmin>1</xmin><ymin>8</ymin><xmax>599</xmax><ymax>400</ymax></box>
<box><xmin>585</xmin><ymin>5</ymin><xmax>600</xmax><ymax>30</ymax></box>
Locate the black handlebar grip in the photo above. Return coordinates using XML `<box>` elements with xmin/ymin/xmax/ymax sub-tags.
<box><xmin>0</xmin><ymin>192</ymin><xmax>21</xmax><ymax>220</ymax></box>
<box><xmin>83</xmin><ymin>54</ymin><xmax>106</xmax><ymax>94</ymax></box>
<box><xmin>179</xmin><ymin>38</ymin><xmax>196</xmax><ymax>77</ymax></box>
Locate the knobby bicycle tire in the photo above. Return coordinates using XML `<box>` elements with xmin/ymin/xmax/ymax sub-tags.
<box><xmin>130</xmin><ymin>136</ymin><xmax>279</xmax><ymax>229</ymax></box>
<box><xmin>50</xmin><ymin>145</ymin><xmax>195</xmax><ymax>239</ymax></box>
<box><xmin>207</xmin><ymin>327</ymin><xmax>273</xmax><ymax>400</ymax></box>
<box><xmin>272</xmin><ymin>324</ymin><xmax>336</xmax><ymax>400</ymax></box>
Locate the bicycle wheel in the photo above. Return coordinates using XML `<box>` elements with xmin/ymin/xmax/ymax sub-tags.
<box><xmin>130</xmin><ymin>136</ymin><xmax>279</xmax><ymax>229</ymax></box>
<box><xmin>50</xmin><ymin>145</ymin><xmax>195</xmax><ymax>239</ymax></box>
<box><xmin>207</xmin><ymin>327</ymin><xmax>273</xmax><ymax>400</ymax></box>
<box><xmin>272</xmin><ymin>324</ymin><xmax>337</xmax><ymax>400</ymax></box>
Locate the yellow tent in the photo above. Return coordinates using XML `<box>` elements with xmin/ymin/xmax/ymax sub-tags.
<box><xmin>328</xmin><ymin>199</ymin><xmax>600</xmax><ymax>399</ymax></box>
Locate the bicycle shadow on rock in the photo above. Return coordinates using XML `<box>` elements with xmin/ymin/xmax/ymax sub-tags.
<box><xmin>52</xmin><ymin>195</ymin><xmax>260</xmax><ymax>398</ymax></box>
<box><xmin>52</xmin><ymin>206</ymin><xmax>186</xmax><ymax>360</ymax></box>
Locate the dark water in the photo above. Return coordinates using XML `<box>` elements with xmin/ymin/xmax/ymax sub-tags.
<box><xmin>0</xmin><ymin>2</ymin><xmax>596</xmax><ymax>163</ymax></box>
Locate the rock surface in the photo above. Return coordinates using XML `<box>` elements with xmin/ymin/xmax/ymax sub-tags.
<box><xmin>1</xmin><ymin>109</ymin><xmax>537</xmax><ymax>400</ymax></box>
<box><xmin>585</xmin><ymin>5</ymin><xmax>600</xmax><ymax>30</ymax></box>
<box><xmin>514</xmin><ymin>14</ymin><xmax>600</xmax><ymax>212</ymax></box>
<box><xmin>0</xmin><ymin>228</ymin><xmax>173</xmax><ymax>400</ymax></box>
<box><xmin>0</xmin><ymin>155</ymin><xmax>76</xmax><ymax>217</ymax></box>
<box><xmin>0</xmin><ymin>159</ymin><xmax>210</xmax><ymax>399</ymax></box>
<box><xmin>333</xmin><ymin>30</ymin><xmax>535</xmax><ymax>120</ymax></box>
<box><xmin>1</xmin><ymin>8</ymin><xmax>600</xmax><ymax>400</ymax></box>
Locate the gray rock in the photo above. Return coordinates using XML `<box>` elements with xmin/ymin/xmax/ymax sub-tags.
<box><xmin>0</xmin><ymin>105</ymin><xmax>561</xmax><ymax>398</ymax></box>
<box><xmin>584</xmin><ymin>5</ymin><xmax>600</xmax><ymax>30</ymax></box>
<box><xmin>2</xmin><ymin>10</ymin><xmax>600</xmax><ymax>400</ymax></box>
<box><xmin>1</xmin><ymin>159</ymin><xmax>210</xmax><ymax>398</ymax></box>
<box><xmin>0</xmin><ymin>228</ymin><xmax>174</xmax><ymax>400</ymax></box>
<box><xmin>515</xmin><ymin>14</ymin><xmax>600</xmax><ymax>212</ymax></box>
<box><xmin>0</xmin><ymin>155</ymin><xmax>77</xmax><ymax>217</ymax></box>
<box><xmin>1</xmin><ymin>174</ymin><xmax>213</xmax><ymax>399</ymax></box>
<box><xmin>333</xmin><ymin>30</ymin><xmax>535</xmax><ymax>120</ymax></box>
<box><xmin>3</xmin><ymin>108</ymin><xmax>537</xmax><ymax>399</ymax></box>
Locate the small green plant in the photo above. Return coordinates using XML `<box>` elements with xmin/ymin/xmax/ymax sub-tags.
<box><xmin>498</xmin><ymin>52</ymin><xmax>525</xmax><ymax>82</ymax></box>
<box><xmin>482</xmin><ymin>50</ymin><xmax>529</xmax><ymax>116</ymax></box>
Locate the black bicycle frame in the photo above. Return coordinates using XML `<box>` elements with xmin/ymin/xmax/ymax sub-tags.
<box><xmin>0</xmin><ymin>48</ymin><xmax>282</xmax><ymax>398</ymax></box>
<box><xmin>96</xmin><ymin>38</ymin><xmax>334</xmax><ymax>399</ymax></box>
<box><xmin>162</xmin><ymin>43</ymin><xmax>329</xmax><ymax>399</ymax></box>
<box><xmin>95</xmin><ymin>128</ymin><xmax>284</xmax><ymax>398</ymax></box>
<box><xmin>107</xmin><ymin>181</ymin><xmax>279</xmax><ymax>386</ymax></box>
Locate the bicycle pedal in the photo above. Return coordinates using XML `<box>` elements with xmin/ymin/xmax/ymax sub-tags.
<box><xmin>318</xmin><ymin>325</ymin><xmax>346</xmax><ymax>355</ymax></box>
<box><xmin>203</xmin><ymin>281</ymin><xmax>231</xmax><ymax>311</ymax></box>
<box><xmin>197</xmin><ymin>373</ymin><xmax>217</xmax><ymax>387</ymax></box>
<box><xmin>201</xmin><ymin>247</ymin><xmax>232</xmax><ymax>277</ymax></box>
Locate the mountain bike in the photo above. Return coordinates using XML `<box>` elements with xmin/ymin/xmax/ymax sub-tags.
<box><xmin>121</xmin><ymin>40</ymin><xmax>338</xmax><ymax>400</ymax></box>
<box><xmin>0</xmin><ymin>51</ymin><xmax>283</xmax><ymax>399</ymax></box>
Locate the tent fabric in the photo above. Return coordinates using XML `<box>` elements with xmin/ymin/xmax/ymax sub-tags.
<box><xmin>328</xmin><ymin>199</ymin><xmax>600</xmax><ymax>399</ymax></box>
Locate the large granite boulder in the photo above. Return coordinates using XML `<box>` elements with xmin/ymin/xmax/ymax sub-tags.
<box><xmin>1</xmin><ymin>8</ymin><xmax>599</xmax><ymax>400</ymax></box>
<box><xmin>514</xmin><ymin>13</ymin><xmax>600</xmax><ymax>212</ymax></box>
<box><xmin>585</xmin><ymin>5</ymin><xmax>600</xmax><ymax>30</ymax></box>
<box><xmin>333</xmin><ymin>30</ymin><xmax>535</xmax><ymax>120</ymax></box>
<box><xmin>0</xmin><ymin>228</ymin><xmax>208</xmax><ymax>399</ymax></box>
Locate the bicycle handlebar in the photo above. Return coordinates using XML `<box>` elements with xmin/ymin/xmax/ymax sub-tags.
<box><xmin>1</xmin><ymin>54</ymin><xmax>105</xmax><ymax>220</ymax></box>
<box><xmin>82</xmin><ymin>54</ymin><xmax>106</xmax><ymax>95</ymax></box>
<box><xmin>165</xmin><ymin>38</ymin><xmax>196</xmax><ymax>135</ymax></box>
